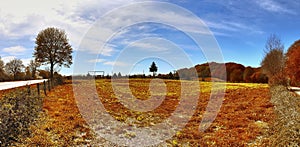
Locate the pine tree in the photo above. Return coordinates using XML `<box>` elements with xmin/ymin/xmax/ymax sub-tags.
<box><xmin>149</xmin><ymin>62</ymin><xmax>158</xmax><ymax>77</ymax></box>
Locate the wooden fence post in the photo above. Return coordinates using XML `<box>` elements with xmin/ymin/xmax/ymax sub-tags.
<box><xmin>49</xmin><ymin>78</ymin><xmax>54</xmax><ymax>89</ymax></box>
<box><xmin>48</xmin><ymin>80</ymin><xmax>50</xmax><ymax>92</ymax></box>
<box><xmin>37</xmin><ymin>83</ymin><xmax>40</xmax><ymax>96</ymax></box>
<box><xmin>43</xmin><ymin>80</ymin><xmax>47</xmax><ymax>96</ymax></box>
<box><xmin>27</xmin><ymin>85</ymin><xmax>31</xmax><ymax>95</ymax></box>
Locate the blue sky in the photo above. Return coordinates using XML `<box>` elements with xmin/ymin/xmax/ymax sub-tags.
<box><xmin>0</xmin><ymin>0</ymin><xmax>299</xmax><ymax>76</ymax></box>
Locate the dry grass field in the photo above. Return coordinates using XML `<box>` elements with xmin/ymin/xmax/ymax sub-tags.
<box><xmin>5</xmin><ymin>79</ymin><xmax>275</xmax><ymax>146</ymax></box>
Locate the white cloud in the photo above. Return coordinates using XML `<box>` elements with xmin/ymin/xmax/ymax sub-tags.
<box><xmin>88</xmin><ymin>59</ymin><xmax>105</xmax><ymax>63</ymax></box>
<box><xmin>1</xmin><ymin>56</ymin><xmax>16</xmax><ymax>64</ymax></box>
<box><xmin>0</xmin><ymin>56</ymin><xmax>32</xmax><ymax>66</ymax></box>
<box><xmin>205</xmin><ymin>21</ymin><xmax>239</xmax><ymax>32</ymax></box>
<box><xmin>0</xmin><ymin>0</ymin><xmax>227</xmax><ymax>69</ymax></box>
<box><xmin>204</xmin><ymin>20</ymin><xmax>264</xmax><ymax>35</ymax></box>
<box><xmin>0</xmin><ymin>0</ymin><xmax>115</xmax><ymax>47</ymax></box>
<box><xmin>0</xmin><ymin>1</ymin><xmax>220</xmax><ymax>58</ymax></box>
<box><xmin>2</xmin><ymin>46</ymin><xmax>26</xmax><ymax>55</ymax></box>
<box><xmin>76</xmin><ymin>1</ymin><xmax>218</xmax><ymax>57</ymax></box>
<box><xmin>126</xmin><ymin>38</ymin><xmax>175</xmax><ymax>53</ymax></box>
<box><xmin>101</xmin><ymin>44</ymin><xmax>116</xmax><ymax>56</ymax></box>
<box><xmin>256</xmin><ymin>0</ymin><xmax>296</xmax><ymax>14</ymax></box>
<box><xmin>21</xmin><ymin>58</ymin><xmax>34</xmax><ymax>66</ymax></box>
<box><xmin>130</xmin><ymin>41</ymin><xmax>167</xmax><ymax>51</ymax></box>
<box><xmin>103</xmin><ymin>61</ymin><xmax>128</xmax><ymax>66</ymax></box>
<box><xmin>0</xmin><ymin>0</ymin><xmax>145</xmax><ymax>60</ymax></box>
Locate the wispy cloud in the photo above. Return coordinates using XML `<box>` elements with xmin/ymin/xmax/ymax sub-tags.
<box><xmin>103</xmin><ymin>61</ymin><xmax>128</xmax><ymax>66</ymax></box>
<box><xmin>256</xmin><ymin>0</ymin><xmax>296</xmax><ymax>14</ymax></box>
<box><xmin>0</xmin><ymin>0</ymin><xmax>138</xmax><ymax>55</ymax></box>
<box><xmin>129</xmin><ymin>40</ymin><xmax>170</xmax><ymax>52</ymax></box>
<box><xmin>2</xmin><ymin>45</ymin><xmax>26</xmax><ymax>55</ymax></box>
<box><xmin>204</xmin><ymin>20</ymin><xmax>264</xmax><ymax>36</ymax></box>
<box><xmin>88</xmin><ymin>59</ymin><xmax>105</xmax><ymax>63</ymax></box>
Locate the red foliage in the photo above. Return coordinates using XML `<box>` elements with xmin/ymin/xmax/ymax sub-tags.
<box><xmin>194</xmin><ymin>62</ymin><xmax>267</xmax><ymax>83</ymax></box>
<box><xmin>285</xmin><ymin>40</ymin><xmax>300</xmax><ymax>86</ymax></box>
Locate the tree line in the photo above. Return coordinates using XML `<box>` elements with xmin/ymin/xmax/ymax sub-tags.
<box><xmin>176</xmin><ymin>62</ymin><xmax>268</xmax><ymax>83</ymax></box>
<box><xmin>84</xmin><ymin>60</ymin><xmax>266</xmax><ymax>83</ymax></box>
<box><xmin>161</xmin><ymin>34</ymin><xmax>300</xmax><ymax>85</ymax></box>
<box><xmin>0</xmin><ymin>58</ymin><xmax>40</xmax><ymax>81</ymax></box>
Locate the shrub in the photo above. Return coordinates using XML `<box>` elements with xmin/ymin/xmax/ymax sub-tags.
<box><xmin>261</xmin><ymin>35</ymin><xmax>287</xmax><ymax>86</ymax></box>
<box><xmin>53</xmin><ymin>72</ymin><xmax>64</xmax><ymax>85</ymax></box>
<box><xmin>0</xmin><ymin>89</ymin><xmax>43</xmax><ymax>146</ymax></box>
<box><xmin>265</xmin><ymin>86</ymin><xmax>300</xmax><ymax>146</ymax></box>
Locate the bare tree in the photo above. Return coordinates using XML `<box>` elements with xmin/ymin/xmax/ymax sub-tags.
<box><xmin>25</xmin><ymin>66</ymin><xmax>32</xmax><ymax>80</ymax></box>
<box><xmin>265</xmin><ymin>34</ymin><xmax>284</xmax><ymax>52</ymax></box>
<box><xmin>261</xmin><ymin>34</ymin><xmax>286</xmax><ymax>86</ymax></box>
<box><xmin>28</xmin><ymin>60</ymin><xmax>40</xmax><ymax>79</ymax></box>
<box><xmin>5</xmin><ymin>59</ymin><xmax>24</xmax><ymax>80</ymax></box>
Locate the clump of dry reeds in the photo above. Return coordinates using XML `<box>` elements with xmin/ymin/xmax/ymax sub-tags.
<box><xmin>266</xmin><ymin>86</ymin><xmax>300</xmax><ymax>146</ymax></box>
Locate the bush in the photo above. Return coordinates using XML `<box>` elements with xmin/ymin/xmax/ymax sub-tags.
<box><xmin>0</xmin><ymin>89</ymin><xmax>43</xmax><ymax>146</ymax></box>
<box><xmin>53</xmin><ymin>72</ymin><xmax>64</xmax><ymax>85</ymax></box>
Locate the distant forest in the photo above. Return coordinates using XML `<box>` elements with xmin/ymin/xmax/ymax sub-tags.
<box><xmin>175</xmin><ymin>62</ymin><xmax>267</xmax><ymax>83</ymax></box>
<box><xmin>81</xmin><ymin>62</ymin><xmax>267</xmax><ymax>83</ymax></box>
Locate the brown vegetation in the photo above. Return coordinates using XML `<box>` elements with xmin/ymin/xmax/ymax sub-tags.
<box><xmin>286</xmin><ymin>39</ymin><xmax>300</xmax><ymax>86</ymax></box>
<box><xmin>0</xmin><ymin>79</ymin><xmax>274</xmax><ymax>146</ymax></box>
<box><xmin>262</xmin><ymin>86</ymin><xmax>300</xmax><ymax>146</ymax></box>
<box><xmin>16</xmin><ymin>84</ymin><xmax>95</xmax><ymax>146</ymax></box>
<box><xmin>0</xmin><ymin>89</ymin><xmax>42</xmax><ymax>146</ymax></box>
<box><xmin>78</xmin><ymin>79</ymin><xmax>274</xmax><ymax>146</ymax></box>
<box><xmin>179</xmin><ymin>62</ymin><xmax>268</xmax><ymax>83</ymax></box>
<box><xmin>261</xmin><ymin>34</ymin><xmax>287</xmax><ymax>86</ymax></box>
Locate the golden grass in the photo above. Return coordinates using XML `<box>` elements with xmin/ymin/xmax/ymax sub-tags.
<box><xmin>8</xmin><ymin>79</ymin><xmax>274</xmax><ymax>146</ymax></box>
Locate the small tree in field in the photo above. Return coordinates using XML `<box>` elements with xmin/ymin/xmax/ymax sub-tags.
<box><xmin>28</xmin><ymin>60</ymin><xmax>40</xmax><ymax>79</ymax></box>
<box><xmin>117</xmin><ymin>72</ymin><xmax>122</xmax><ymax>78</ymax></box>
<box><xmin>261</xmin><ymin>34</ymin><xmax>286</xmax><ymax>86</ymax></box>
<box><xmin>149</xmin><ymin>61</ymin><xmax>158</xmax><ymax>77</ymax></box>
<box><xmin>34</xmin><ymin>27</ymin><xmax>72</xmax><ymax>81</ymax></box>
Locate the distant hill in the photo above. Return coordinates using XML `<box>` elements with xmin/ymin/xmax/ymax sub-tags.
<box><xmin>177</xmin><ymin>62</ymin><xmax>268</xmax><ymax>83</ymax></box>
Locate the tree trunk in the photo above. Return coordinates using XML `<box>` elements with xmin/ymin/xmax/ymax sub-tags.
<box><xmin>13</xmin><ymin>73</ymin><xmax>16</xmax><ymax>81</ymax></box>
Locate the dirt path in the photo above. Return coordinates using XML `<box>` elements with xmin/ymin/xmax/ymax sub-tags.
<box><xmin>0</xmin><ymin>80</ymin><xmax>47</xmax><ymax>90</ymax></box>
